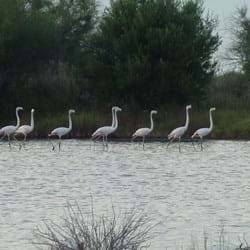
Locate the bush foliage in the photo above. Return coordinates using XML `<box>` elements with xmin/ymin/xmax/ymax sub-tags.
<box><xmin>86</xmin><ymin>0</ymin><xmax>220</xmax><ymax>108</ymax></box>
<box><xmin>0</xmin><ymin>0</ymin><xmax>220</xmax><ymax>115</ymax></box>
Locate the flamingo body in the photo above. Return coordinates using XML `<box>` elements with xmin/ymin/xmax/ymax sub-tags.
<box><xmin>49</xmin><ymin>127</ymin><xmax>71</xmax><ymax>138</ymax></box>
<box><xmin>0</xmin><ymin>125</ymin><xmax>18</xmax><ymax>136</ymax></box>
<box><xmin>192</xmin><ymin>127</ymin><xmax>211</xmax><ymax>138</ymax></box>
<box><xmin>16</xmin><ymin>125</ymin><xmax>33</xmax><ymax>135</ymax></box>
<box><xmin>133</xmin><ymin>127</ymin><xmax>151</xmax><ymax>137</ymax></box>
<box><xmin>92</xmin><ymin>126</ymin><xmax>116</xmax><ymax>138</ymax></box>
<box><xmin>168</xmin><ymin>126</ymin><xmax>186</xmax><ymax>140</ymax></box>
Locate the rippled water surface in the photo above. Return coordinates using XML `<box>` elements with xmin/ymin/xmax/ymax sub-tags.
<box><xmin>1</xmin><ymin>140</ymin><xmax>250</xmax><ymax>250</ymax></box>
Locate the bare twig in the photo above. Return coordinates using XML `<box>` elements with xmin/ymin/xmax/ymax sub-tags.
<box><xmin>33</xmin><ymin>201</ymin><xmax>155</xmax><ymax>250</ymax></box>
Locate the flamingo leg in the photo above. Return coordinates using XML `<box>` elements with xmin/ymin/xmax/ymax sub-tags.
<box><xmin>0</xmin><ymin>135</ymin><xmax>5</xmax><ymax>145</ymax></box>
<box><xmin>92</xmin><ymin>138</ymin><xmax>95</xmax><ymax>150</ymax></box>
<box><xmin>105</xmin><ymin>135</ymin><xmax>108</xmax><ymax>149</ymax></box>
<box><xmin>13</xmin><ymin>134</ymin><xmax>22</xmax><ymax>150</ymax></box>
<box><xmin>191</xmin><ymin>139</ymin><xmax>195</xmax><ymax>148</ymax></box>
<box><xmin>200</xmin><ymin>137</ymin><xmax>203</xmax><ymax>151</ymax></box>
<box><xmin>48</xmin><ymin>136</ymin><xmax>55</xmax><ymax>151</ymax></box>
<box><xmin>91</xmin><ymin>135</ymin><xmax>100</xmax><ymax>149</ymax></box>
<box><xmin>131</xmin><ymin>136</ymin><xmax>137</xmax><ymax>142</ymax></box>
<box><xmin>191</xmin><ymin>135</ymin><xmax>197</xmax><ymax>150</ymax></box>
<box><xmin>142</xmin><ymin>136</ymin><xmax>145</xmax><ymax>150</ymax></box>
<box><xmin>92</xmin><ymin>137</ymin><xmax>98</xmax><ymax>150</ymax></box>
<box><xmin>7</xmin><ymin>135</ymin><xmax>11</xmax><ymax>148</ymax></box>
<box><xmin>102</xmin><ymin>135</ymin><xmax>105</xmax><ymax>148</ymax></box>
<box><xmin>23</xmin><ymin>134</ymin><xmax>27</xmax><ymax>149</ymax></box>
<box><xmin>95</xmin><ymin>135</ymin><xmax>102</xmax><ymax>141</ymax></box>
<box><xmin>0</xmin><ymin>135</ymin><xmax>5</xmax><ymax>141</ymax></box>
<box><xmin>178</xmin><ymin>137</ymin><xmax>181</xmax><ymax>153</ymax></box>
<box><xmin>93</xmin><ymin>135</ymin><xmax>102</xmax><ymax>150</ymax></box>
<box><xmin>167</xmin><ymin>137</ymin><xmax>175</xmax><ymax>148</ymax></box>
<box><xmin>91</xmin><ymin>135</ymin><xmax>99</xmax><ymax>150</ymax></box>
<box><xmin>58</xmin><ymin>137</ymin><xmax>61</xmax><ymax>151</ymax></box>
<box><xmin>92</xmin><ymin>136</ymin><xmax>96</xmax><ymax>147</ymax></box>
<box><xmin>131</xmin><ymin>136</ymin><xmax>137</xmax><ymax>148</ymax></box>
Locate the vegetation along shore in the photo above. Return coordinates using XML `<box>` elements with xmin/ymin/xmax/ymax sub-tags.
<box><xmin>7</xmin><ymin>104</ymin><xmax>250</xmax><ymax>140</ymax></box>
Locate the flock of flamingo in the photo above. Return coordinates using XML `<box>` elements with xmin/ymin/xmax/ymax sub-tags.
<box><xmin>0</xmin><ymin>105</ymin><xmax>216</xmax><ymax>151</ymax></box>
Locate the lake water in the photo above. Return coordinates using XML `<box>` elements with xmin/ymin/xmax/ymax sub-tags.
<box><xmin>0</xmin><ymin>139</ymin><xmax>250</xmax><ymax>250</ymax></box>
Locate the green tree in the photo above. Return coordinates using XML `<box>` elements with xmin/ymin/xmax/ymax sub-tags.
<box><xmin>87</xmin><ymin>0</ymin><xmax>220</xmax><ymax>108</ymax></box>
<box><xmin>53</xmin><ymin>0</ymin><xmax>97</xmax><ymax>64</ymax></box>
<box><xmin>229</xmin><ymin>6</ymin><xmax>250</xmax><ymax>76</ymax></box>
<box><xmin>0</xmin><ymin>0</ymin><xmax>97</xmax><ymax>114</ymax></box>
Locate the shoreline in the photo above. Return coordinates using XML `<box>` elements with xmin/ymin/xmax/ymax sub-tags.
<box><xmin>13</xmin><ymin>136</ymin><xmax>250</xmax><ymax>141</ymax></box>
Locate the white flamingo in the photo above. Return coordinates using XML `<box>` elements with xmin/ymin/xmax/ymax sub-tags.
<box><xmin>48</xmin><ymin>109</ymin><xmax>75</xmax><ymax>150</ymax></box>
<box><xmin>167</xmin><ymin>104</ymin><xmax>192</xmax><ymax>152</ymax></box>
<box><xmin>0</xmin><ymin>107</ymin><xmax>23</xmax><ymax>147</ymax></box>
<box><xmin>92</xmin><ymin>106</ymin><xmax>115</xmax><ymax>143</ymax></box>
<box><xmin>15</xmin><ymin>108</ymin><xmax>35</xmax><ymax>149</ymax></box>
<box><xmin>92</xmin><ymin>106</ymin><xmax>122</xmax><ymax>148</ymax></box>
<box><xmin>191</xmin><ymin>107</ymin><xmax>216</xmax><ymax>150</ymax></box>
<box><xmin>131</xmin><ymin>110</ymin><xmax>157</xmax><ymax>149</ymax></box>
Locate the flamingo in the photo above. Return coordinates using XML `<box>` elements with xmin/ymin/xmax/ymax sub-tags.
<box><xmin>15</xmin><ymin>108</ymin><xmax>35</xmax><ymax>149</ymax></box>
<box><xmin>131</xmin><ymin>110</ymin><xmax>157</xmax><ymax>149</ymax></box>
<box><xmin>48</xmin><ymin>109</ymin><xmax>75</xmax><ymax>150</ymax></box>
<box><xmin>92</xmin><ymin>106</ymin><xmax>116</xmax><ymax>144</ymax></box>
<box><xmin>191</xmin><ymin>107</ymin><xmax>216</xmax><ymax>150</ymax></box>
<box><xmin>167</xmin><ymin>104</ymin><xmax>192</xmax><ymax>152</ymax></box>
<box><xmin>0</xmin><ymin>106</ymin><xmax>23</xmax><ymax>147</ymax></box>
<box><xmin>92</xmin><ymin>106</ymin><xmax>122</xmax><ymax>148</ymax></box>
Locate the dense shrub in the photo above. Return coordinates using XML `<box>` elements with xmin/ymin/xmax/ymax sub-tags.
<box><xmin>85</xmin><ymin>0</ymin><xmax>220</xmax><ymax>108</ymax></box>
<box><xmin>208</xmin><ymin>72</ymin><xmax>250</xmax><ymax>109</ymax></box>
<box><xmin>0</xmin><ymin>0</ymin><xmax>97</xmax><ymax>115</ymax></box>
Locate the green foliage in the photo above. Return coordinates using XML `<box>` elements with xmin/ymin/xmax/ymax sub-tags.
<box><xmin>0</xmin><ymin>0</ymin><xmax>221</xmax><ymax>118</ymax></box>
<box><xmin>52</xmin><ymin>0</ymin><xmax>97</xmax><ymax>64</ymax></box>
<box><xmin>208</xmin><ymin>72</ymin><xmax>250</xmax><ymax>109</ymax></box>
<box><xmin>87</xmin><ymin>0</ymin><xmax>220</xmax><ymax>108</ymax></box>
<box><xmin>0</xmin><ymin>0</ymin><xmax>97</xmax><ymax>115</ymax></box>
<box><xmin>229</xmin><ymin>6</ymin><xmax>250</xmax><ymax>76</ymax></box>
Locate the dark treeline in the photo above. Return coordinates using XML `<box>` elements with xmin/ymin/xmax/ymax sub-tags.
<box><xmin>0</xmin><ymin>0</ymin><xmax>220</xmax><ymax>117</ymax></box>
<box><xmin>0</xmin><ymin>0</ymin><xmax>97</xmax><ymax>116</ymax></box>
<box><xmin>209</xmin><ymin>5</ymin><xmax>250</xmax><ymax>111</ymax></box>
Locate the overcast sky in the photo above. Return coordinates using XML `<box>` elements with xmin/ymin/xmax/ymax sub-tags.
<box><xmin>203</xmin><ymin>0</ymin><xmax>250</xmax><ymax>71</ymax></box>
<box><xmin>99</xmin><ymin>0</ymin><xmax>250</xmax><ymax>71</ymax></box>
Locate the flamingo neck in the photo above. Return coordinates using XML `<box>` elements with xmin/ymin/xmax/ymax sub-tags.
<box><xmin>184</xmin><ymin>108</ymin><xmax>190</xmax><ymax>130</ymax></box>
<box><xmin>30</xmin><ymin>112</ymin><xmax>34</xmax><ymax>130</ymax></box>
<box><xmin>209</xmin><ymin>110</ymin><xmax>213</xmax><ymax>131</ymax></box>
<box><xmin>111</xmin><ymin>109</ymin><xmax>115</xmax><ymax>128</ymax></box>
<box><xmin>15</xmin><ymin>109</ymin><xmax>21</xmax><ymax>129</ymax></box>
<box><xmin>68</xmin><ymin>112</ymin><xmax>73</xmax><ymax>131</ymax></box>
<box><xmin>114</xmin><ymin>110</ymin><xmax>119</xmax><ymax>130</ymax></box>
<box><xmin>150</xmin><ymin>112</ymin><xmax>154</xmax><ymax>131</ymax></box>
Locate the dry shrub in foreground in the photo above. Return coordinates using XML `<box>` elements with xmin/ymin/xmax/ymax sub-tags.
<box><xmin>187</xmin><ymin>228</ymin><xmax>250</xmax><ymax>250</ymax></box>
<box><xmin>33</xmin><ymin>203</ymin><xmax>154</xmax><ymax>250</ymax></box>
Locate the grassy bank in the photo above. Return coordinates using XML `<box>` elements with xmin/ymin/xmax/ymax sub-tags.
<box><xmin>6</xmin><ymin>108</ymin><xmax>250</xmax><ymax>140</ymax></box>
